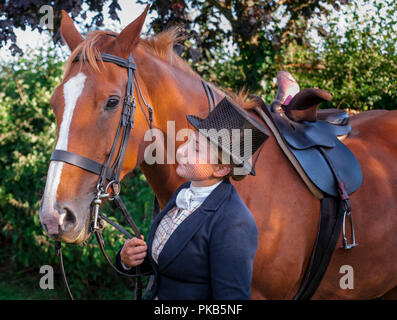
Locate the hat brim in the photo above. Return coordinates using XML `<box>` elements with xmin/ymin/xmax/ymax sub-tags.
<box><xmin>186</xmin><ymin>114</ymin><xmax>256</xmax><ymax>176</ymax></box>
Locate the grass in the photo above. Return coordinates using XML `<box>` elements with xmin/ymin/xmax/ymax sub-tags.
<box><xmin>0</xmin><ymin>237</ymin><xmax>144</xmax><ymax>300</ymax></box>
<box><xmin>0</xmin><ymin>263</ymin><xmax>138</xmax><ymax>300</ymax></box>
<box><xmin>0</xmin><ymin>270</ymin><xmax>64</xmax><ymax>300</ymax></box>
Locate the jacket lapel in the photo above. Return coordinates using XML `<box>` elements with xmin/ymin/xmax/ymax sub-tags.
<box><xmin>156</xmin><ymin>178</ymin><xmax>233</xmax><ymax>271</ymax></box>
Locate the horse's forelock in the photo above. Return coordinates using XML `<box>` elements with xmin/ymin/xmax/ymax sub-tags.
<box><xmin>63</xmin><ymin>31</ymin><xmax>115</xmax><ymax>78</ymax></box>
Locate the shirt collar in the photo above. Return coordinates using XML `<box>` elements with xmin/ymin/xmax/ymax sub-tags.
<box><xmin>176</xmin><ymin>179</ymin><xmax>224</xmax><ymax>211</ymax></box>
<box><xmin>190</xmin><ymin>179</ymin><xmax>223</xmax><ymax>194</ymax></box>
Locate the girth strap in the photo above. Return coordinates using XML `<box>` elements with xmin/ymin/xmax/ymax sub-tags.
<box><xmin>293</xmin><ymin>197</ymin><xmax>345</xmax><ymax>299</ymax></box>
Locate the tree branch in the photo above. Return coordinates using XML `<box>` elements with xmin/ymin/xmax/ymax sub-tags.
<box><xmin>207</xmin><ymin>0</ymin><xmax>236</xmax><ymax>27</ymax></box>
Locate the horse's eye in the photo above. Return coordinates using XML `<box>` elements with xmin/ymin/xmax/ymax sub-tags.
<box><xmin>105</xmin><ymin>97</ymin><xmax>120</xmax><ymax>110</ymax></box>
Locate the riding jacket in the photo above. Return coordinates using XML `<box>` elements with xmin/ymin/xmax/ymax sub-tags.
<box><xmin>115</xmin><ymin>177</ymin><xmax>258</xmax><ymax>300</ymax></box>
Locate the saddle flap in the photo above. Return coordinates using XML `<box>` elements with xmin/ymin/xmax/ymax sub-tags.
<box><xmin>273</xmin><ymin>113</ymin><xmax>337</xmax><ymax>149</ymax></box>
<box><xmin>290</xmin><ymin>139</ymin><xmax>362</xmax><ymax>196</ymax></box>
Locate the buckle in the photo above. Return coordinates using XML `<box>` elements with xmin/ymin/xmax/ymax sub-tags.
<box><xmin>128</xmin><ymin>55</ymin><xmax>136</xmax><ymax>70</ymax></box>
<box><xmin>122</xmin><ymin>96</ymin><xmax>136</xmax><ymax>126</ymax></box>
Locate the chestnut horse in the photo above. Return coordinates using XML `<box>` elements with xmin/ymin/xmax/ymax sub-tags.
<box><xmin>40</xmin><ymin>7</ymin><xmax>397</xmax><ymax>299</ymax></box>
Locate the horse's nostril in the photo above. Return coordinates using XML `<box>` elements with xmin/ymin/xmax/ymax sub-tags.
<box><xmin>61</xmin><ymin>207</ymin><xmax>77</xmax><ymax>232</ymax></box>
<box><xmin>43</xmin><ymin>221</ymin><xmax>61</xmax><ymax>236</ymax></box>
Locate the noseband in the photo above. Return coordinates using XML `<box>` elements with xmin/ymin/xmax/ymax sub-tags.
<box><xmin>52</xmin><ymin>52</ymin><xmax>155</xmax><ymax>300</ymax></box>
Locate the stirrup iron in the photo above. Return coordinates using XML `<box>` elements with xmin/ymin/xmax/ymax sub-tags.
<box><xmin>341</xmin><ymin>200</ymin><xmax>358</xmax><ymax>250</ymax></box>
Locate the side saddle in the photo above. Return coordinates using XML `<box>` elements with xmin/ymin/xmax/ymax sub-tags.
<box><xmin>252</xmin><ymin>71</ymin><xmax>362</xmax><ymax>199</ymax></box>
<box><xmin>250</xmin><ymin>72</ymin><xmax>363</xmax><ymax>298</ymax></box>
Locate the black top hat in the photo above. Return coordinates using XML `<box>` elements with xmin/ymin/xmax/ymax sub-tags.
<box><xmin>186</xmin><ymin>97</ymin><xmax>270</xmax><ymax>176</ymax></box>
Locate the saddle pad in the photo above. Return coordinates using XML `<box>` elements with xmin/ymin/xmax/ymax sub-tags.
<box><xmin>267</xmin><ymin>107</ymin><xmax>362</xmax><ymax>196</ymax></box>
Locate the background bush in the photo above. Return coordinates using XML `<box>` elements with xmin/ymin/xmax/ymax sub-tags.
<box><xmin>198</xmin><ymin>1</ymin><xmax>396</xmax><ymax>111</ymax></box>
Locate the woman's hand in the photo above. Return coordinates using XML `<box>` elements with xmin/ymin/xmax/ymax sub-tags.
<box><xmin>120</xmin><ymin>235</ymin><xmax>147</xmax><ymax>268</ymax></box>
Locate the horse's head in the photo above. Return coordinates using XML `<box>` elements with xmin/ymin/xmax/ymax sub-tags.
<box><xmin>40</xmin><ymin>6</ymin><xmax>153</xmax><ymax>243</ymax></box>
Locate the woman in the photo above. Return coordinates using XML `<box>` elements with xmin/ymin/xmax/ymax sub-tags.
<box><xmin>115</xmin><ymin>97</ymin><xmax>269</xmax><ymax>299</ymax></box>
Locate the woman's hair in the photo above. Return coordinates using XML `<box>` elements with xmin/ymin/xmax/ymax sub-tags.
<box><xmin>216</xmin><ymin>149</ymin><xmax>248</xmax><ymax>182</ymax></box>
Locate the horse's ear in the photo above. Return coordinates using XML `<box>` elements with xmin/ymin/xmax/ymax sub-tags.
<box><xmin>60</xmin><ymin>10</ymin><xmax>84</xmax><ymax>52</ymax></box>
<box><xmin>116</xmin><ymin>4</ymin><xmax>150</xmax><ymax>54</ymax></box>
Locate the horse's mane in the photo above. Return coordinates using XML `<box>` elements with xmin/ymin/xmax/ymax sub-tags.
<box><xmin>63</xmin><ymin>28</ymin><xmax>254</xmax><ymax>110</ymax></box>
<box><xmin>140</xmin><ymin>27</ymin><xmax>199</xmax><ymax>79</ymax></box>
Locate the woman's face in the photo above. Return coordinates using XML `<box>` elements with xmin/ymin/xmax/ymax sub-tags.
<box><xmin>176</xmin><ymin>130</ymin><xmax>230</xmax><ymax>182</ymax></box>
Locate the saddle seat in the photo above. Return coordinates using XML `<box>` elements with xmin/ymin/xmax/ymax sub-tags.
<box><xmin>317</xmin><ymin>109</ymin><xmax>349</xmax><ymax>126</ymax></box>
<box><xmin>251</xmin><ymin>72</ymin><xmax>362</xmax><ymax>197</ymax></box>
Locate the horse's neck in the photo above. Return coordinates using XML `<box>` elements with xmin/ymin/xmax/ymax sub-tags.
<box><xmin>139</xmin><ymin>162</ymin><xmax>180</xmax><ymax>209</ymax></box>
<box><xmin>133</xmin><ymin>46</ymin><xmax>320</xmax><ymax>295</ymax></box>
<box><xmin>134</xmin><ymin>46</ymin><xmax>215</xmax><ymax>209</ymax></box>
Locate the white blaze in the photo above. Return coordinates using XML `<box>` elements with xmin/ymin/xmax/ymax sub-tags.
<box><xmin>41</xmin><ymin>73</ymin><xmax>87</xmax><ymax>217</ymax></box>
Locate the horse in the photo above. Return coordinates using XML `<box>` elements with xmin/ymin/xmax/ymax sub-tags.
<box><xmin>39</xmin><ymin>7</ymin><xmax>397</xmax><ymax>299</ymax></box>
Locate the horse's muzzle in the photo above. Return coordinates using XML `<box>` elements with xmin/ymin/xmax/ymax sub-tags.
<box><xmin>39</xmin><ymin>204</ymin><xmax>77</xmax><ymax>238</ymax></box>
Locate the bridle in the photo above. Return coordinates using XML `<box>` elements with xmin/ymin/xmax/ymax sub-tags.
<box><xmin>50</xmin><ymin>50</ymin><xmax>218</xmax><ymax>300</ymax></box>
<box><xmin>51</xmin><ymin>52</ymin><xmax>154</xmax><ymax>300</ymax></box>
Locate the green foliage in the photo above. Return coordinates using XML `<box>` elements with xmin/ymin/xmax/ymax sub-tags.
<box><xmin>198</xmin><ymin>1</ymin><xmax>396</xmax><ymax>111</ymax></box>
<box><xmin>0</xmin><ymin>46</ymin><xmax>154</xmax><ymax>299</ymax></box>
<box><xmin>140</xmin><ymin>0</ymin><xmax>351</xmax><ymax>92</ymax></box>
<box><xmin>277</xmin><ymin>1</ymin><xmax>397</xmax><ymax>111</ymax></box>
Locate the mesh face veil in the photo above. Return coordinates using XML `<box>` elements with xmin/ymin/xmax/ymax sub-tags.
<box><xmin>186</xmin><ymin>97</ymin><xmax>270</xmax><ymax>177</ymax></box>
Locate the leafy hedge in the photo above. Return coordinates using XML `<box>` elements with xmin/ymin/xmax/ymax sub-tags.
<box><xmin>199</xmin><ymin>2</ymin><xmax>396</xmax><ymax>111</ymax></box>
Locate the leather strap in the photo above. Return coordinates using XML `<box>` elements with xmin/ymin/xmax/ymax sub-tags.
<box><xmin>73</xmin><ymin>52</ymin><xmax>136</xmax><ymax>70</ymax></box>
<box><xmin>99</xmin><ymin>212</ymin><xmax>133</xmax><ymax>239</ymax></box>
<box><xmin>55</xmin><ymin>242</ymin><xmax>74</xmax><ymax>300</ymax></box>
<box><xmin>51</xmin><ymin>150</ymin><xmax>114</xmax><ymax>181</ymax></box>
<box><xmin>142</xmin><ymin>195</ymin><xmax>161</xmax><ymax>299</ymax></box>
<box><xmin>201</xmin><ymin>80</ymin><xmax>217</xmax><ymax>112</ymax></box>
<box><xmin>293</xmin><ymin>197</ymin><xmax>345</xmax><ymax>299</ymax></box>
<box><xmin>113</xmin><ymin>195</ymin><xmax>141</xmax><ymax>239</ymax></box>
<box><xmin>94</xmin><ymin>230</ymin><xmax>153</xmax><ymax>278</ymax></box>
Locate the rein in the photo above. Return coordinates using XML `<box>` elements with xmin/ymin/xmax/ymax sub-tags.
<box><xmin>51</xmin><ymin>52</ymin><xmax>217</xmax><ymax>300</ymax></box>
